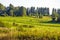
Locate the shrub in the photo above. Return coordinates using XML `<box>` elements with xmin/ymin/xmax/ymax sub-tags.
<box><xmin>13</xmin><ymin>22</ymin><xmax>18</xmax><ymax>26</ymax></box>
<box><xmin>28</xmin><ymin>25</ymin><xmax>34</xmax><ymax>28</ymax></box>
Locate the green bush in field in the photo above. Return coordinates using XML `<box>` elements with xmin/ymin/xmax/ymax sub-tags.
<box><xmin>13</xmin><ymin>22</ymin><xmax>18</xmax><ymax>26</ymax></box>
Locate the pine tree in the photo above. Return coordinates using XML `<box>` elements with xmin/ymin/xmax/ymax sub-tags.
<box><xmin>52</xmin><ymin>8</ymin><xmax>57</xmax><ymax>22</ymax></box>
<box><xmin>19</xmin><ymin>6</ymin><xmax>26</xmax><ymax>16</ymax></box>
<box><xmin>10</xmin><ymin>10</ymin><xmax>14</xmax><ymax>16</ymax></box>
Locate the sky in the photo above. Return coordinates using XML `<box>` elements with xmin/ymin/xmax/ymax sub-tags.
<box><xmin>0</xmin><ymin>0</ymin><xmax>60</xmax><ymax>14</ymax></box>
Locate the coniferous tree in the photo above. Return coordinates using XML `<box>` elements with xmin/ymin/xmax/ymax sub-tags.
<box><xmin>57</xmin><ymin>9</ymin><xmax>60</xmax><ymax>22</ymax></box>
<box><xmin>9</xmin><ymin>10</ymin><xmax>14</xmax><ymax>16</ymax></box>
<box><xmin>4</xmin><ymin>12</ymin><xmax>8</xmax><ymax>16</ymax></box>
<box><xmin>52</xmin><ymin>8</ymin><xmax>57</xmax><ymax>22</ymax></box>
<box><xmin>19</xmin><ymin>6</ymin><xmax>26</xmax><ymax>16</ymax></box>
<box><xmin>0</xmin><ymin>3</ymin><xmax>6</xmax><ymax>16</ymax></box>
<box><xmin>8</xmin><ymin>4</ymin><xmax>14</xmax><ymax>16</ymax></box>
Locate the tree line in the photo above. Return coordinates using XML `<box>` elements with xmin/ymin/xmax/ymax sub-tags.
<box><xmin>0</xmin><ymin>3</ymin><xmax>49</xmax><ymax>17</ymax></box>
<box><xmin>0</xmin><ymin>3</ymin><xmax>60</xmax><ymax>22</ymax></box>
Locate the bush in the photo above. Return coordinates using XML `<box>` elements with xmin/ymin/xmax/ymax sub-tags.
<box><xmin>13</xmin><ymin>22</ymin><xmax>18</xmax><ymax>26</ymax></box>
<box><xmin>28</xmin><ymin>25</ymin><xmax>34</xmax><ymax>28</ymax></box>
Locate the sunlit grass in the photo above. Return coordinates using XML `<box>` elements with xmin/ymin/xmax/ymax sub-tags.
<box><xmin>0</xmin><ymin>16</ymin><xmax>60</xmax><ymax>40</ymax></box>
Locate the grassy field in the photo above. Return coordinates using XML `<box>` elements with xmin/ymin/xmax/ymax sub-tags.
<box><xmin>0</xmin><ymin>16</ymin><xmax>60</xmax><ymax>40</ymax></box>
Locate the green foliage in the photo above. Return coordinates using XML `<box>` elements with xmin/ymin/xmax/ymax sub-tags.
<box><xmin>9</xmin><ymin>10</ymin><xmax>14</xmax><ymax>16</ymax></box>
<box><xmin>3</xmin><ymin>12</ymin><xmax>8</xmax><ymax>16</ymax></box>
<box><xmin>20</xmin><ymin>6</ymin><xmax>26</xmax><ymax>16</ymax></box>
<box><xmin>0</xmin><ymin>3</ymin><xmax>50</xmax><ymax>17</ymax></box>
<box><xmin>57</xmin><ymin>13</ymin><xmax>60</xmax><ymax>22</ymax></box>
<box><xmin>52</xmin><ymin>8</ymin><xmax>58</xmax><ymax>21</ymax></box>
<box><xmin>9</xmin><ymin>4</ymin><xmax>14</xmax><ymax>10</ymax></box>
<box><xmin>0</xmin><ymin>3</ymin><xmax>5</xmax><ymax>10</ymax></box>
<box><xmin>52</xmin><ymin>11</ymin><xmax>57</xmax><ymax>18</ymax></box>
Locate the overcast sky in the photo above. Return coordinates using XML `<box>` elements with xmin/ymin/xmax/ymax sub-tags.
<box><xmin>0</xmin><ymin>0</ymin><xmax>60</xmax><ymax>14</ymax></box>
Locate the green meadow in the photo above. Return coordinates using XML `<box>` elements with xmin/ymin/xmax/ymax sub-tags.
<box><xmin>0</xmin><ymin>16</ymin><xmax>60</xmax><ymax>40</ymax></box>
